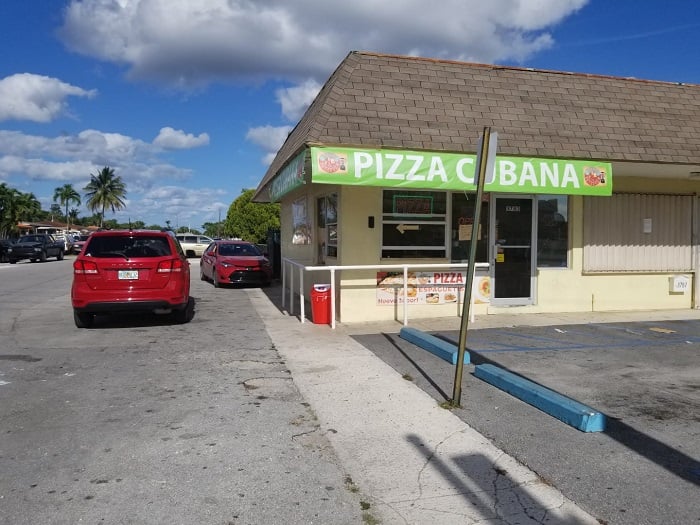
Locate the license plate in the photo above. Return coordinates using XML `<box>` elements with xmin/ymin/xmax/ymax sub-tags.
<box><xmin>118</xmin><ymin>270</ymin><xmax>139</xmax><ymax>280</ymax></box>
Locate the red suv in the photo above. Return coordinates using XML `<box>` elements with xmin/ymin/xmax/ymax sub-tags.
<box><xmin>71</xmin><ymin>230</ymin><xmax>193</xmax><ymax>328</ymax></box>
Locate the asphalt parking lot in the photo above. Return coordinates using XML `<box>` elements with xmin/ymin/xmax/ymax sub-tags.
<box><xmin>352</xmin><ymin>319</ymin><xmax>700</xmax><ymax>525</ymax></box>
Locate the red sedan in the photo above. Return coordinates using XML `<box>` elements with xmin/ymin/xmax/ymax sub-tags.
<box><xmin>200</xmin><ymin>240</ymin><xmax>273</xmax><ymax>288</ymax></box>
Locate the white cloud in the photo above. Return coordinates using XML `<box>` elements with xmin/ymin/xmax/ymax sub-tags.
<box><xmin>4</xmin><ymin>0</ymin><xmax>589</xmax><ymax>227</ymax></box>
<box><xmin>0</xmin><ymin>125</ymin><xmax>220</xmax><ymax>226</ymax></box>
<box><xmin>136</xmin><ymin>185</ymin><xmax>229</xmax><ymax>227</ymax></box>
<box><xmin>245</xmin><ymin>125</ymin><xmax>293</xmax><ymax>165</ymax></box>
<box><xmin>57</xmin><ymin>0</ymin><xmax>589</xmax><ymax>168</ymax></box>
<box><xmin>153</xmin><ymin>127</ymin><xmax>210</xmax><ymax>149</ymax></box>
<box><xmin>0</xmin><ymin>156</ymin><xmax>96</xmax><ymax>183</ymax></box>
<box><xmin>0</xmin><ymin>73</ymin><xmax>96</xmax><ymax>122</ymax></box>
<box><xmin>0</xmin><ymin>130</ymin><xmax>153</xmax><ymax>163</ymax></box>
<box><xmin>58</xmin><ymin>0</ymin><xmax>588</xmax><ymax>88</ymax></box>
<box><xmin>276</xmin><ymin>79</ymin><xmax>322</xmax><ymax>121</ymax></box>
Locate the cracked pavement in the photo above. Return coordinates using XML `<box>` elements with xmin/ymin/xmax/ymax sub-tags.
<box><xmin>0</xmin><ymin>259</ymin><xmax>364</xmax><ymax>524</ymax></box>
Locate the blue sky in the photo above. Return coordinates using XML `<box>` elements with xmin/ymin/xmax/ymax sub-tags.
<box><xmin>1</xmin><ymin>0</ymin><xmax>698</xmax><ymax>230</ymax></box>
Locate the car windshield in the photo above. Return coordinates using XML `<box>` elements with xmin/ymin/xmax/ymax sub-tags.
<box><xmin>85</xmin><ymin>236</ymin><xmax>172</xmax><ymax>258</ymax></box>
<box><xmin>218</xmin><ymin>243</ymin><xmax>261</xmax><ymax>257</ymax></box>
<box><xmin>18</xmin><ymin>235</ymin><xmax>41</xmax><ymax>243</ymax></box>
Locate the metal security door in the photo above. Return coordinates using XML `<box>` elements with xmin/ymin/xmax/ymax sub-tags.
<box><xmin>490</xmin><ymin>196</ymin><xmax>536</xmax><ymax>305</ymax></box>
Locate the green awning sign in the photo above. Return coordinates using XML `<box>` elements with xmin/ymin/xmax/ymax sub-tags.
<box><xmin>310</xmin><ymin>146</ymin><xmax>612</xmax><ymax>196</ymax></box>
<box><xmin>268</xmin><ymin>150</ymin><xmax>307</xmax><ymax>202</ymax></box>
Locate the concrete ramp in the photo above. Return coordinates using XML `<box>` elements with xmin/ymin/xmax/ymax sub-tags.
<box><xmin>474</xmin><ymin>363</ymin><xmax>605</xmax><ymax>432</ymax></box>
<box><xmin>399</xmin><ymin>327</ymin><xmax>470</xmax><ymax>365</ymax></box>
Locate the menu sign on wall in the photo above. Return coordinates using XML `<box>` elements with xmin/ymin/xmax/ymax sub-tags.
<box><xmin>376</xmin><ymin>271</ymin><xmax>491</xmax><ymax>305</ymax></box>
<box><xmin>375</xmin><ymin>271</ymin><xmax>490</xmax><ymax>305</ymax></box>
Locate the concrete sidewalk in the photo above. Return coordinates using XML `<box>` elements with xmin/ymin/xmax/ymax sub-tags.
<box><xmin>246</xmin><ymin>287</ymin><xmax>662</xmax><ymax>523</ymax></box>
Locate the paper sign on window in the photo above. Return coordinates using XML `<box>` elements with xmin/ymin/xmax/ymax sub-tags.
<box><xmin>458</xmin><ymin>223</ymin><xmax>481</xmax><ymax>241</ymax></box>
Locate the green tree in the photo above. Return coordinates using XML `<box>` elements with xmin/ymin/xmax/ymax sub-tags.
<box><xmin>223</xmin><ymin>189</ymin><xmax>280</xmax><ymax>243</ymax></box>
<box><xmin>20</xmin><ymin>192</ymin><xmax>41</xmax><ymax>220</ymax></box>
<box><xmin>53</xmin><ymin>183</ymin><xmax>81</xmax><ymax>228</ymax></box>
<box><xmin>176</xmin><ymin>226</ymin><xmax>200</xmax><ymax>234</ymax></box>
<box><xmin>68</xmin><ymin>208</ymin><xmax>80</xmax><ymax>225</ymax></box>
<box><xmin>0</xmin><ymin>183</ymin><xmax>11</xmax><ymax>236</ymax></box>
<box><xmin>0</xmin><ymin>183</ymin><xmax>15</xmax><ymax>237</ymax></box>
<box><xmin>0</xmin><ymin>184</ymin><xmax>41</xmax><ymax>237</ymax></box>
<box><xmin>202</xmin><ymin>221</ymin><xmax>223</xmax><ymax>238</ymax></box>
<box><xmin>84</xmin><ymin>166</ymin><xmax>127</xmax><ymax>228</ymax></box>
<box><xmin>87</xmin><ymin>212</ymin><xmax>103</xmax><ymax>227</ymax></box>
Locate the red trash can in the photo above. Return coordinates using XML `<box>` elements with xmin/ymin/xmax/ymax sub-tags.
<box><xmin>310</xmin><ymin>284</ymin><xmax>331</xmax><ymax>324</ymax></box>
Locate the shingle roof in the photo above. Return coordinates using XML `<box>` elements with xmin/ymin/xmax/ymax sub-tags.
<box><xmin>255</xmin><ymin>51</ymin><xmax>700</xmax><ymax>199</ymax></box>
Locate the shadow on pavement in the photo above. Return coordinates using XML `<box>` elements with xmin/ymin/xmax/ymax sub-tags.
<box><xmin>430</xmin><ymin>330</ymin><xmax>700</xmax><ymax>487</ymax></box>
<box><xmin>605</xmin><ymin>417</ymin><xmax>700</xmax><ymax>487</ymax></box>
<box><xmin>381</xmin><ymin>332</ymin><xmax>450</xmax><ymax>401</ymax></box>
<box><xmin>406</xmin><ymin>434</ymin><xmax>589</xmax><ymax>524</ymax></box>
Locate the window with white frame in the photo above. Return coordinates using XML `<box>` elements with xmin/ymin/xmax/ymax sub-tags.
<box><xmin>316</xmin><ymin>193</ymin><xmax>338</xmax><ymax>259</ymax></box>
<box><xmin>381</xmin><ymin>189</ymin><xmax>447</xmax><ymax>258</ymax></box>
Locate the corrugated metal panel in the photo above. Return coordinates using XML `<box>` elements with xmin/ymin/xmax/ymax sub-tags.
<box><xmin>584</xmin><ymin>193</ymin><xmax>693</xmax><ymax>272</ymax></box>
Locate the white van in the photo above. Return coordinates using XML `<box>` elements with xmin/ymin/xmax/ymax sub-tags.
<box><xmin>175</xmin><ymin>234</ymin><xmax>213</xmax><ymax>257</ymax></box>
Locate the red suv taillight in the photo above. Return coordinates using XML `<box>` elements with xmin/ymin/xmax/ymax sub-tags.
<box><xmin>74</xmin><ymin>259</ymin><xmax>99</xmax><ymax>274</ymax></box>
<box><xmin>157</xmin><ymin>258</ymin><xmax>184</xmax><ymax>273</ymax></box>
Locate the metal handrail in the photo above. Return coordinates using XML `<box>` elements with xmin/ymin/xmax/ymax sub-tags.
<box><xmin>281</xmin><ymin>258</ymin><xmax>489</xmax><ymax>329</ymax></box>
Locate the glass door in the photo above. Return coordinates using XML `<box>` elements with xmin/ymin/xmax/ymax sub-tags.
<box><xmin>490</xmin><ymin>195</ymin><xmax>536</xmax><ymax>305</ymax></box>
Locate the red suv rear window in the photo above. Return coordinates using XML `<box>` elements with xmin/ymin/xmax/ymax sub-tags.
<box><xmin>85</xmin><ymin>235</ymin><xmax>172</xmax><ymax>258</ymax></box>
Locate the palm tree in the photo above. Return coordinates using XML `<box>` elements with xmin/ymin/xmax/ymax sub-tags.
<box><xmin>0</xmin><ymin>183</ymin><xmax>13</xmax><ymax>237</ymax></box>
<box><xmin>53</xmin><ymin>184</ymin><xmax>81</xmax><ymax>229</ymax></box>
<box><xmin>15</xmin><ymin>191</ymin><xmax>42</xmax><ymax>222</ymax></box>
<box><xmin>68</xmin><ymin>208</ymin><xmax>80</xmax><ymax>225</ymax></box>
<box><xmin>83</xmin><ymin>167</ymin><xmax>127</xmax><ymax>228</ymax></box>
<box><xmin>0</xmin><ymin>186</ymin><xmax>41</xmax><ymax>237</ymax></box>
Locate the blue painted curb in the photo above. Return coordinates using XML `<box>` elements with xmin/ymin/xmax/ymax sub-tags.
<box><xmin>399</xmin><ymin>327</ymin><xmax>470</xmax><ymax>365</ymax></box>
<box><xmin>474</xmin><ymin>364</ymin><xmax>605</xmax><ymax>432</ymax></box>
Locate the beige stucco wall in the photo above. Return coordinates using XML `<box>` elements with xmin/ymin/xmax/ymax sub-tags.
<box><xmin>337</xmin><ymin>185</ymin><xmax>490</xmax><ymax>322</ymax></box>
<box><xmin>502</xmin><ymin>185</ymin><xmax>695</xmax><ymax>316</ymax></box>
<box><xmin>280</xmin><ymin>174</ymin><xmax>697</xmax><ymax>324</ymax></box>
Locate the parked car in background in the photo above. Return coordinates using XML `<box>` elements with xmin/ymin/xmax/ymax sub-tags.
<box><xmin>0</xmin><ymin>239</ymin><xmax>13</xmax><ymax>263</ymax></box>
<box><xmin>71</xmin><ymin>234</ymin><xmax>91</xmax><ymax>254</ymax></box>
<box><xmin>71</xmin><ymin>229</ymin><xmax>193</xmax><ymax>328</ymax></box>
<box><xmin>8</xmin><ymin>234</ymin><xmax>65</xmax><ymax>263</ymax></box>
<box><xmin>200</xmin><ymin>240</ymin><xmax>273</xmax><ymax>288</ymax></box>
<box><xmin>52</xmin><ymin>233</ymin><xmax>74</xmax><ymax>254</ymax></box>
<box><xmin>176</xmin><ymin>233</ymin><xmax>214</xmax><ymax>258</ymax></box>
